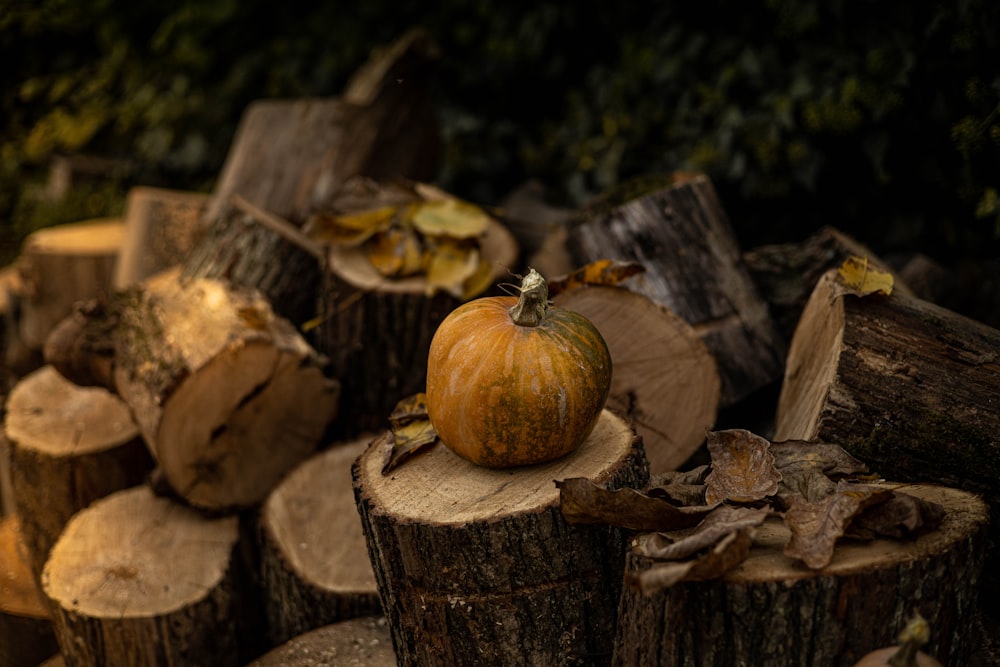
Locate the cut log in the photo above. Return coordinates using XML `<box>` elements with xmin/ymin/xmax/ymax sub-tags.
<box><xmin>44</xmin><ymin>268</ymin><xmax>340</xmax><ymax>512</ymax></box>
<box><xmin>612</xmin><ymin>483</ymin><xmax>988</xmax><ymax>667</ymax></box>
<box><xmin>742</xmin><ymin>225</ymin><xmax>911</xmax><ymax>341</ymax></box>
<box><xmin>0</xmin><ymin>515</ymin><xmax>60</xmax><ymax>667</ymax></box>
<box><xmin>114</xmin><ymin>186</ymin><xmax>210</xmax><ymax>288</ymax></box>
<box><xmin>260</xmin><ymin>436</ymin><xmax>381</xmax><ymax>646</ymax></box>
<box><xmin>41</xmin><ymin>485</ymin><xmax>244</xmax><ymax>667</ymax></box>
<box><xmin>553</xmin><ymin>284</ymin><xmax>720</xmax><ymax>472</ymax></box>
<box><xmin>774</xmin><ymin>269</ymin><xmax>1000</xmax><ymax>503</ymax></box>
<box><xmin>315</xmin><ymin>189</ymin><xmax>519</xmax><ymax>437</ymax></box>
<box><xmin>203</xmin><ymin>29</ymin><xmax>440</xmax><ymax>226</ymax></box>
<box><xmin>247</xmin><ymin>616</ymin><xmax>395</xmax><ymax>667</ymax></box>
<box><xmin>354</xmin><ymin>409</ymin><xmax>648</xmax><ymax>667</ymax></box>
<box><xmin>563</xmin><ymin>175</ymin><xmax>785</xmax><ymax>407</ymax></box>
<box><xmin>17</xmin><ymin>218</ymin><xmax>123</xmax><ymax>352</ymax></box>
<box><xmin>4</xmin><ymin>365</ymin><xmax>153</xmax><ymax>580</ymax></box>
<box><xmin>0</xmin><ymin>265</ymin><xmax>35</xmax><ymax>383</ymax></box>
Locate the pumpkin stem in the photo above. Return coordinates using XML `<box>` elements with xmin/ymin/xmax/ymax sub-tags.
<box><xmin>888</xmin><ymin>613</ymin><xmax>930</xmax><ymax>667</ymax></box>
<box><xmin>509</xmin><ymin>268</ymin><xmax>548</xmax><ymax>327</ymax></box>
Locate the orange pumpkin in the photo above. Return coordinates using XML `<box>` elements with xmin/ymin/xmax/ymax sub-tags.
<box><xmin>426</xmin><ymin>268</ymin><xmax>612</xmax><ymax>468</ymax></box>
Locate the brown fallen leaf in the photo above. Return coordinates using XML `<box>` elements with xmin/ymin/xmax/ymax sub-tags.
<box><xmin>556</xmin><ymin>478</ymin><xmax>715</xmax><ymax>532</ymax></box>
<box><xmin>648</xmin><ymin>465</ymin><xmax>710</xmax><ymax>507</ymax></box>
<box><xmin>547</xmin><ymin>259</ymin><xmax>646</xmax><ymax>297</ymax></box>
<box><xmin>628</xmin><ymin>529</ymin><xmax>755</xmax><ymax>595</ymax></box>
<box><xmin>846</xmin><ymin>490</ymin><xmax>945</xmax><ymax>540</ymax></box>
<box><xmin>381</xmin><ymin>393</ymin><xmax>440</xmax><ymax>474</ymax></box>
<box><xmin>770</xmin><ymin>440</ymin><xmax>869</xmax><ymax>479</ymax></box>
<box><xmin>631</xmin><ymin>505</ymin><xmax>771</xmax><ymax>561</ymax></box>
<box><xmin>704</xmin><ymin>429</ymin><xmax>782</xmax><ymax>505</ymax></box>
<box><xmin>783</xmin><ymin>481</ymin><xmax>894</xmax><ymax>569</ymax></box>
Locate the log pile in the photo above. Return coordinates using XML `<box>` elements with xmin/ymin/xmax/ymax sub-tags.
<box><xmin>0</xmin><ymin>27</ymin><xmax>996</xmax><ymax>667</ymax></box>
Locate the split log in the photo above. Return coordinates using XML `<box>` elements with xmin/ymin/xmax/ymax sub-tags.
<box><xmin>260</xmin><ymin>436</ymin><xmax>381</xmax><ymax>646</ymax></box>
<box><xmin>203</xmin><ymin>28</ymin><xmax>440</xmax><ymax>226</ymax></box>
<box><xmin>354</xmin><ymin>409</ymin><xmax>648</xmax><ymax>667</ymax></box>
<box><xmin>316</xmin><ymin>195</ymin><xmax>519</xmax><ymax>436</ymax></box>
<box><xmin>0</xmin><ymin>265</ymin><xmax>35</xmax><ymax>383</ymax></box>
<box><xmin>742</xmin><ymin>225</ymin><xmax>910</xmax><ymax>341</ymax></box>
<box><xmin>246</xmin><ymin>616</ymin><xmax>395</xmax><ymax>667</ymax></box>
<box><xmin>774</xmin><ymin>269</ymin><xmax>1000</xmax><ymax>505</ymax></box>
<box><xmin>17</xmin><ymin>218</ymin><xmax>123</xmax><ymax>352</ymax></box>
<box><xmin>0</xmin><ymin>515</ymin><xmax>60</xmax><ymax>667</ymax></box>
<box><xmin>44</xmin><ymin>268</ymin><xmax>340</xmax><ymax>512</ymax></box>
<box><xmin>113</xmin><ymin>186</ymin><xmax>210</xmax><ymax>288</ymax></box>
<box><xmin>41</xmin><ymin>485</ymin><xmax>245</xmax><ymax>667</ymax></box>
<box><xmin>553</xmin><ymin>284</ymin><xmax>720</xmax><ymax>472</ymax></box>
<box><xmin>612</xmin><ymin>483</ymin><xmax>988</xmax><ymax>667</ymax></box>
<box><xmin>562</xmin><ymin>175</ymin><xmax>786</xmax><ymax>407</ymax></box>
<box><xmin>4</xmin><ymin>365</ymin><xmax>153</xmax><ymax>580</ymax></box>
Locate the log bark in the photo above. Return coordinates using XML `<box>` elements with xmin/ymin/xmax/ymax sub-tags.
<box><xmin>203</xmin><ymin>29</ymin><xmax>440</xmax><ymax>226</ymax></box>
<box><xmin>17</xmin><ymin>218</ymin><xmax>123</xmax><ymax>351</ymax></box>
<box><xmin>259</xmin><ymin>436</ymin><xmax>381</xmax><ymax>646</ymax></box>
<box><xmin>353</xmin><ymin>409</ymin><xmax>649</xmax><ymax>667</ymax></box>
<box><xmin>247</xmin><ymin>616</ymin><xmax>395</xmax><ymax>667</ymax></box>
<box><xmin>113</xmin><ymin>186</ymin><xmax>210</xmax><ymax>288</ymax></box>
<box><xmin>44</xmin><ymin>268</ymin><xmax>340</xmax><ymax>512</ymax></box>
<box><xmin>316</xmin><ymin>204</ymin><xmax>518</xmax><ymax>437</ymax></box>
<box><xmin>41</xmin><ymin>486</ymin><xmax>245</xmax><ymax>667</ymax></box>
<box><xmin>612</xmin><ymin>483</ymin><xmax>988</xmax><ymax>667</ymax></box>
<box><xmin>564</xmin><ymin>175</ymin><xmax>785</xmax><ymax>407</ymax></box>
<box><xmin>742</xmin><ymin>225</ymin><xmax>910</xmax><ymax>342</ymax></box>
<box><xmin>553</xmin><ymin>284</ymin><xmax>720</xmax><ymax>473</ymax></box>
<box><xmin>774</xmin><ymin>269</ymin><xmax>1000</xmax><ymax>503</ymax></box>
<box><xmin>0</xmin><ymin>515</ymin><xmax>60</xmax><ymax>667</ymax></box>
<box><xmin>4</xmin><ymin>365</ymin><xmax>153</xmax><ymax>580</ymax></box>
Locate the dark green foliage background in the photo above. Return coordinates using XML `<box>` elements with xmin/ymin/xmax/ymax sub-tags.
<box><xmin>2</xmin><ymin>0</ymin><xmax>998</xmax><ymax>263</ymax></box>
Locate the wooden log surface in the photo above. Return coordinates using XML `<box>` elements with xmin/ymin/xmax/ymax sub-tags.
<box><xmin>4</xmin><ymin>365</ymin><xmax>153</xmax><ymax>580</ymax></box>
<box><xmin>246</xmin><ymin>616</ymin><xmax>395</xmax><ymax>667</ymax></box>
<box><xmin>17</xmin><ymin>218</ymin><xmax>123</xmax><ymax>351</ymax></box>
<box><xmin>260</xmin><ymin>436</ymin><xmax>381</xmax><ymax>646</ymax></box>
<box><xmin>45</xmin><ymin>268</ymin><xmax>340</xmax><ymax>512</ymax></box>
<box><xmin>41</xmin><ymin>486</ymin><xmax>245</xmax><ymax>667</ymax></box>
<box><xmin>612</xmin><ymin>483</ymin><xmax>988</xmax><ymax>667</ymax></box>
<box><xmin>114</xmin><ymin>186</ymin><xmax>210</xmax><ymax>288</ymax></box>
<box><xmin>563</xmin><ymin>175</ymin><xmax>786</xmax><ymax>407</ymax></box>
<box><xmin>354</xmin><ymin>409</ymin><xmax>648</xmax><ymax>667</ymax></box>
<box><xmin>553</xmin><ymin>284</ymin><xmax>720</xmax><ymax>472</ymax></box>
<box><xmin>0</xmin><ymin>515</ymin><xmax>60</xmax><ymax>667</ymax></box>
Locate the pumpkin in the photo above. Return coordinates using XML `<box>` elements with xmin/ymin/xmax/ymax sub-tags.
<box><xmin>425</xmin><ymin>268</ymin><xmax>612</xmax><ymax>468</ymax></box>
<box><xmin>852</xmin><ymin>613</ymin><xmax>943</xmax><ymax>667</ymax></box>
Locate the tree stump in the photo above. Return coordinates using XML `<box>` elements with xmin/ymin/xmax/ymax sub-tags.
<box><xmin>0</xmin><ymin>515</ymin><xmax>60</xmax><ymax>667</ymax></box>
<box><xmin>4</xmin><ymin>365</ymin><xmax>153</xmax><ymax>580</ymax></box>
<box><xmin>44</xmin><ymin>268</ymin><xmax>340</xmax><ymax>512</ymax></box>
<box><xmin>41</xmin><ymin>485</ymin><xmax>244</xmax><ymax>667</ymax></box>
<box><xmin>113</xmin><ymin>186</ymin><xmax>209</xmax><ymax>288</ymax></box>
<box><xmin>316</xmin><ymin>206</ymin><xmax>518</xmax><ymax>436</ymax></box>
<box><xmin>563</xmin><ymin>175</ymin><xmax>785</xmax><ymax>407</ymax></box>
<box><xmin>246</xmin><ymin>616</ymin><xmax>395</xmax><ymax>667</ymax></box>
<box><xmin>774</xmin><ymin>269</ymin><xmax>1000</xmax><ymax>505</ymax></box>
<box><xmin>553</xmin><ymin>284</ymin><xmax>720</xmax><ymax>472</ymax></box>
<box><xmin>260</xmin><ymin>436</ymin><xmax>381</xmax><ymax>646</ymax></box>
<box><xmin>612</xmin><ymin>483</ymin><xmax>988</xmax><ymax>667</ymax></box>
<box><xmin>354</xmin><ymin>409</ymin><xmax>648</xmax><ymax>667</ymax></box>
<box><xmin>17</xmin><ymin>218</ymin><xmax>123</xmax><ymax>352</ymax></box>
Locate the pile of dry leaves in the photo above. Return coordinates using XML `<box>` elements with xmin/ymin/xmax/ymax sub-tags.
<box><xmin>557</xmin><ymin>429</ymin><xmax>945</xmax><ymax>595</ymax></box>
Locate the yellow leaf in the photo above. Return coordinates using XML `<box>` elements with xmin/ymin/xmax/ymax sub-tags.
<box><xmin>460</xmin><ymin>254</ymin><xmax>495</xmax><ymax>301</ymax></box>
<box><xmin>410</xmin><ymin>198</ymin><xmax>490</xmax><ymax>239</ymax></box>
<box><xmin>305</xmin><ymin>206</ymin><xmax>396</xmax><ymax>247</ymax></box>
<box><xmin>547</xmin><ymin>259</ymin><xmax>646</xmax><ymax>296</ymax></box>
<box><xmin>425</xmin><ymin>240</ymin><xmax>480</xmax><ymax>298</ymax></box>
<box><xmin>367</xmin><ymin>227</ymin><xmax>424</xmax><ymax>278</ymax></box>
<box><xmin>835</xmin><ymin>256</ymin><xmax>894</xmax><ymax>297</ymax></box>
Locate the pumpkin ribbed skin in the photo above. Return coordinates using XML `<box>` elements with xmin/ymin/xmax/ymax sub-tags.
<box><xmin>425</xmin><ymin>283</ymin><xmax>612</xmax><ymax>468</ymax></box>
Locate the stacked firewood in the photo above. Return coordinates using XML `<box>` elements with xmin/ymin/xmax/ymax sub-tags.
<box><xmin>0</xmin><ymin>27</ymin><xmax>998</xmax><ymax>667</ymax></box>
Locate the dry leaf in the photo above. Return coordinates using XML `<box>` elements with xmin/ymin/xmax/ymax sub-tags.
<box><xmin>783</xmin><ymin>481</ymin><xmax>893</xmax><ymax>569</ymax></box>
<box><xmin>381</xmin><ymin>393</ymin><xmax>440</xmax><ymax>474</ymax></box>
<box><xmin>410</xmin><ymin>198</ymin><xmax>490</xmax><ymax>239</ymax></box>
<box><xmin>648</xmin><ymin>465</ymin><xmax>710</xmax><ymax>506</ymax></box>
<box><xmin>367</xmin><ymin>226</ymin><xmax>425</xmax><ymax>278</ymax></box>
<box><xmin>846</xmin><ymin>490</ymin><xmax>945</xmax><ymax>540</ymax></box>
<box><xmin>306</xmin><ymin>206</ymin><xmax>396</xmax><ymax>247</ymax></box>
<box><xmin>556</xmin><ymin>478</ymin><xmax>715</xmax><ymax>532</ymax></box>
<box><xmin>631</xmin><ymin>505</ymin><xmax>771</xmax><ymax>561</ymax></box>
<box><xmin>834</xmin><ymin>255</ymin><xmax>894</xmax><ymax>298</ymax></box>
<box><xmin>770</xmin><ymin>440</ymin><xmax>869</xmax><ymax>479</ymax></box>
<box><xmin>425</xmin><ymin>240</ymin><xmax>480</xmax><ymax>298</ymax></box>
<box><xmin>628</xmin><ymin>529</ymin><xmax>754</xmax><ymax>595</ymax></box>
<box><xmin>547</xmin><ymin>259</ymin><xmax>646</xmax><ymax>297</ymax></box>
<box><xmin>704</xmin><ymin>429</ymin><xmax>782</xmax><ymax>505</ymax></box>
